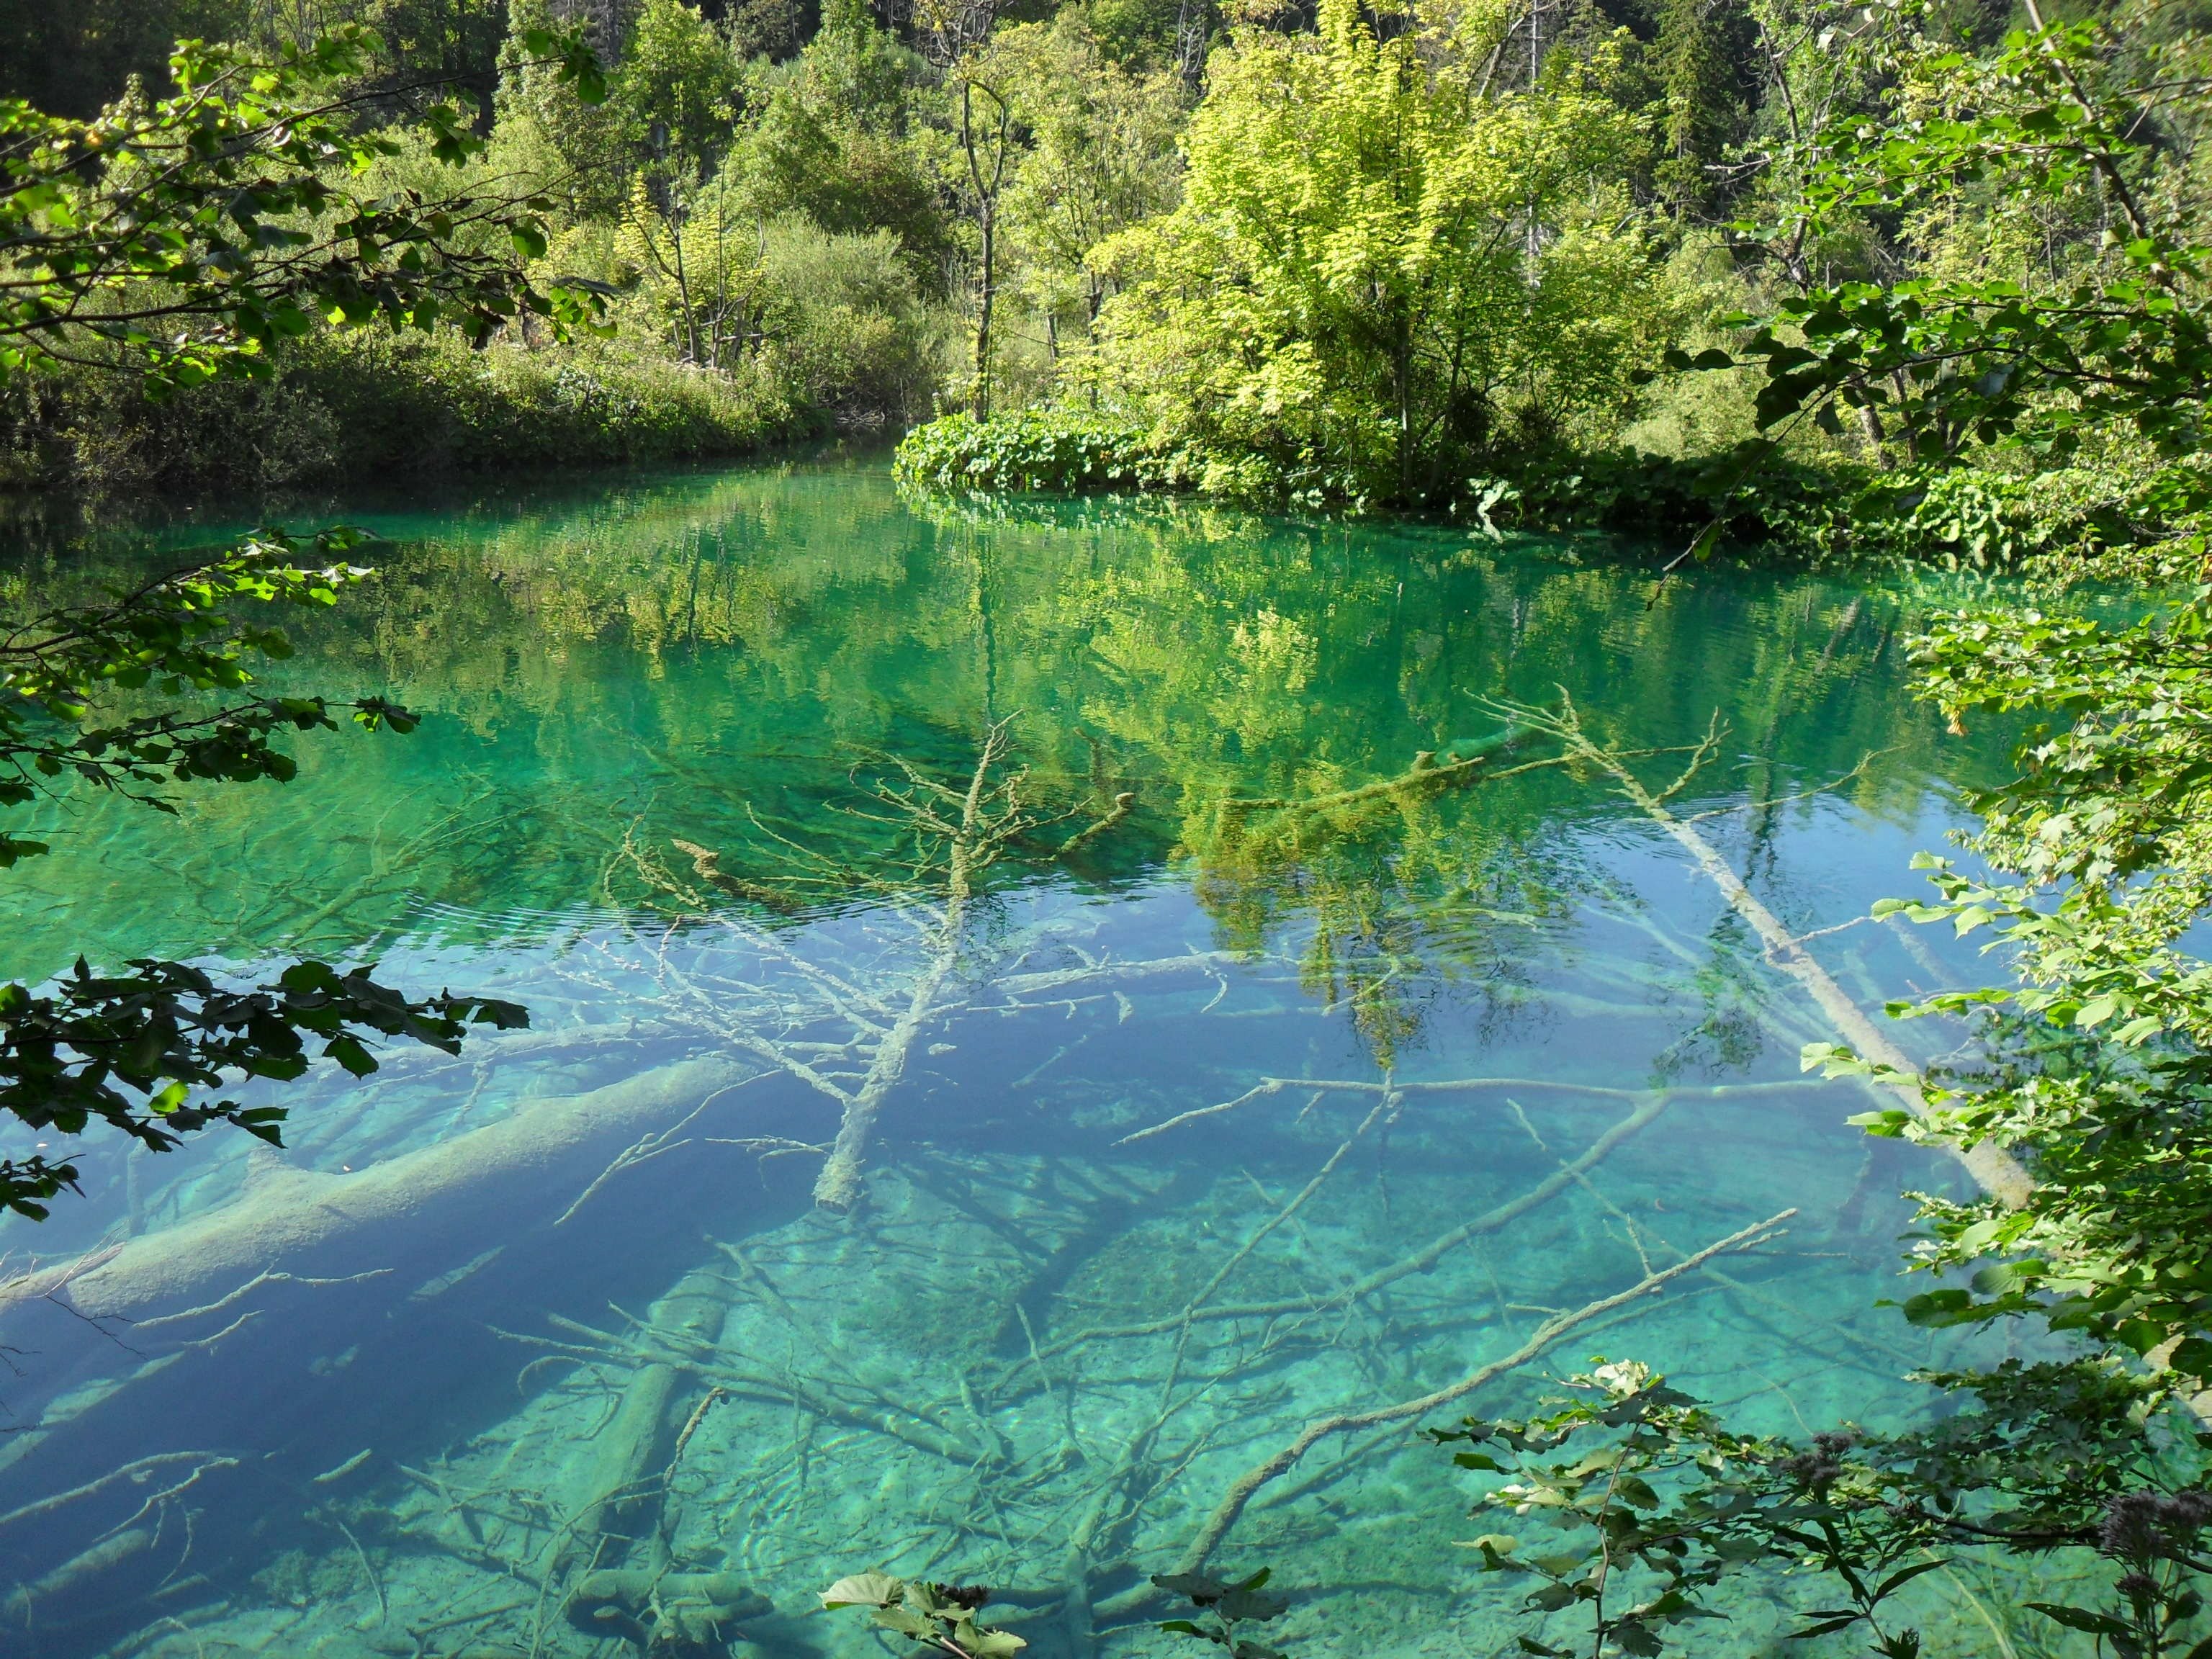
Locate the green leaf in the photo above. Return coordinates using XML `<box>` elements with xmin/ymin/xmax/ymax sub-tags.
<box><xmin>1900</xmin><ymin>1289</ymin><xmax>1973</xmax><ymax>1326</ymax></box>
<box><xmin>1871</xmin><ymin>1560</ymin><xmax>1947</xmax><ymax>1601</ymax></box>
<box><xmin>1845</xmin><ymin>1109</ymin><xmax>1912</xmax><ymax>1137</ymax></box>
<box><xmin>325</xmin><ymin>1034</ymin><xmax>375</xmax><ymax>1076</ymax></box>
<box><xmin>1683</xmin><ymin>520</ymin><xmax>1725</xmax><ymax>566</ymax></box>
<box><xmin>1614</xmin><ymin>1619</ymin><xmax>1663</xmax><ymax>1656</ymax></box>
<box><xmin>820</xmin><ymin>1573</ymin><xmax>904</xmax><ymax>1610</ymax></box>
<box><xmin>1154</xmin><ymin>1573</ymin><xmax>1232</xmax><ymax>1604</ymax></box>
<box><xmin>1790</xmin><ymin>1616</ymin><xmax>1864</xmax><ymax>1640</ymax></box>
<box><xmin>2164</xmin><ymin>1338</ymin><xmax>2212</xmax><ymax>1380</ymax></box>
<box><xmin>2026</xmin><ymin>1603</ymin><xmax>2134</xmax><ymax>1639</ymax></box>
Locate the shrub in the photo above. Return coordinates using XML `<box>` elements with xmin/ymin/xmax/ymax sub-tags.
<box><xmin>892</xmin><ymin>409</ymin><xmax>1187</xmax><ymax>493</ymax></box>
<box><xmin>757</xmin><ymin>219</ymin><xmax>945</xmax><ymax>428</ymax></box>
<box><xmin>0</xmin><ymin>331</ymin><xmax>814</xmax><ymax>498</ymax></box>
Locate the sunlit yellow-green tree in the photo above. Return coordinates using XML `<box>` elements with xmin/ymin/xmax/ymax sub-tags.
<box><xmin>1090</xmin><ymin>0</ymin><xmax>1658</xmax><ymax>503</ymax></box>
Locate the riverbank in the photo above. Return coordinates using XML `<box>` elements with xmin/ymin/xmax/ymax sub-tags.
<box><xmin>894</xmin><ymin>409</ymin><xmax>2212</xmax><ymax>578</ymax></box>
<box><xmin>0</xmin><ymin>331</ymin><xmax>827</xmax><ymax>500</ymax></box>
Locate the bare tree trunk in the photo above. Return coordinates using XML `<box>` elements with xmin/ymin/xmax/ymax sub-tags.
<box><xmin>812</xmin><ymin>724</ymin><xmax>1010</xmax><ymax>1210</ymax></box>
<box><xmin>961</xmin><ymin>80</ymin><xmax>1012</xmax><ymax>423</ymax></box>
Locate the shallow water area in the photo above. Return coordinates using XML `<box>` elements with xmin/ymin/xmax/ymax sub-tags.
<box><xmin>0</xmin><ymin>461</ymin><xmax>2052</xmax><ymax>1658</ymax></box>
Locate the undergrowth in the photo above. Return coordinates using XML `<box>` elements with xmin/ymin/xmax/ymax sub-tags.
<box><xmin>896</xmin><ymin>411</ymin><xmax>2212</xmax><ymax>576</ymax></box>
<box><xmin>0</xmin><ymin>331</ymin><xmax>820</xmax><ymax>498</ymax></box>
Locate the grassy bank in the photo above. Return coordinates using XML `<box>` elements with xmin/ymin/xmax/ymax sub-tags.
<box><xmin>0</xmin><ymin>331</ymin><xmax>825</xmax><ymax>500</ymax></box>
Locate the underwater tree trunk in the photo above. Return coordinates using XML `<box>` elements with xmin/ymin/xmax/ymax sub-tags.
<box><xmin>1505</xmin><ymin>696</ymin><xmax>2034</xmax><ymax>1208</ymax></box>
<box><xmin>559</xmin><ymin>1264</ymin><xmax>734</xmax><ymax>1578</ymax></box>
<box><xmin>1178</xmin><ymin>1209</ymin><xmax>1794</xmax><ymax>1571</ymax></box>
<box><xmin>812</xmin><ymin>725</ymin><xmax>1004</xmax><ymax>1211</ymax></box>
<box><xmin>11</xmin><ymin>1056</ymin><xmax>752</xmax><ymax>1324</ymax></box>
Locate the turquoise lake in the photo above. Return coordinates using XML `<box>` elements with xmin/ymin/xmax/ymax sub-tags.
<box><xmin>0</xmin><ymin>458</ymin><xmax>2064</xmax><ymax>1658</ymax></box>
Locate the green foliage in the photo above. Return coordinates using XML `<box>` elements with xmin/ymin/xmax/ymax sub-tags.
<box><xmin>1090</xmin><ymin>0</ymin><xmax>1658</xmax><ymax>503</ymax></box>
<box><xmin>757</xmin><ymin>218</ymin><xmax>941</xmax><ymax>423</ymax></box>
<box><xmin>0</xmin><ymin>0</ymin><xmax>241</xmax><ymax>117</ymax></box>
<box><xmin>495</xmin><ymin>0</ymin><xmax>732</xmax><ymax>216</ymax></box>
<box><xmin>0</xmin><ymin>529</ymin><xmax>397</xmax><ymax>856</ymax></box>
<box><xmin>723</xmin><ymin>0</ymin><xmax>952</xmax><ymax>287</ymax></box>
<box><xmin>0</xmin><ymin>529</ymin><xmax>529</xmax><ymax>1216</ymax></box>
<box><xmin>0</xmin><ymin>27</ymin><xmax>613</xmax><ymax>1216</ymax></box>
<box><xmin>612</xmin><ymin>0</ymin><xmax>746</xmax><ymax>181</ymax></box>
<box><xmin>971</xmin><ymin>13</ymin><xmax>1184</xmax><ymax>377</ymax></box>
<box><xmin>0</xmin><ymin>957</ymin><xmax>522</xmax><ymax>1218</ymax></box>
<box><xmin>1672</xmin><ymin>14</ymin><xmax>2212</xmax><ymax>467</ymax></box>
<box><xmin>2</xmin><ymin>330</ymin><xmax>809</xmax><ymax>494</ymax></box>
<box><xmin>894</xmin><ymin>408</ymin><xmax>1182</xmax><ymax>491</ymax></box>
<box><xmin>0</xmin><ymin>22</ymin><xmax>607</xmax><ymax>392</ymax></box>
<box><xmin>1804</xmin><ymin>587</ymin><xmax>2212</xmax><ymax>1388</ymax></box>
<box><xmin>818</xmin><ymin>1574</ymin><xmax>1027</xmax><ymax>1659</ymax></box>
<box><xmin>1438</xmin><ymin>1356</ymin><xmax>2212</xmax><ymax>1659</ymax></box>
<box><xmin>727</xmin><ymin>0</ymin><xmax>821</xmax><ymax>62</ymax></box>
<box><xmin>1458</xmin><ymin>446</ymin><xmax>1869</xmax><ymax>549</ymax></box>
<box><xmin>1648</xmin><ymin>0</ymin><xmax>1749</xmax><ymax>215</ymax></box>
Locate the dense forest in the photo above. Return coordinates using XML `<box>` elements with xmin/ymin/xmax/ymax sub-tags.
<box><xmin>4</xmin><ymin>0</ymin><xmax>2212</xmax><ymax>1655</ymax></box>
<box><xmin>3</xmin><ymin>0</ymin><xmax>2198</xmax><ymax>552</ymax></box>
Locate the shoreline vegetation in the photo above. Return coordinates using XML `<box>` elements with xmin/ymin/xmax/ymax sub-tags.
<box><xmin>892</xmin><ymin>408</ymin><xmax>2212</xmax><ymax>579</ymax></box>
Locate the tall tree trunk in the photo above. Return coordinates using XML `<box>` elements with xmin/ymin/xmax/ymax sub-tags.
<box><xmin>974</xmin><ymin>204</ymin><xmax>997</xmax><ymax>419</ymax></box>
<box><xmin>961</xmin><ymin>80</ymin><xmax>1011</xmax><ymax>423</ymax></box>
<box><xmin>1397</xmin><ymin>313</ymin><xmax>1414</xmax><ymax>501</ymax></box>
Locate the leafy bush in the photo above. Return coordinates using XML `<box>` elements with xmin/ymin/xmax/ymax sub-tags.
<box><xmin>1457</xmin><ymin>446</ymin><xmax>1871</xmax><ymax>549</ymax></box>
<box><xmin>757</xmin><ymin>217</ymin><xmax>945</xmax><ymax>427</ymax></box>
<box><xmin>1458</xmin><ymin>449</ymin><xmax>2212</xmax><ymax>571</ymax></box>
<box><xmin>1086</xmin><ymin>0</ymin><xmax>1659</xmax><ymax>506</ymax></box>
<box><xmin>893</xmin><ymin>408</ymin><xmax>1187</xmax><ymax>492</ymax></box>
<box><xmin>0</xmin><ymin>330</ymin><xmax>814</xmax><ymax>496</ymax></box>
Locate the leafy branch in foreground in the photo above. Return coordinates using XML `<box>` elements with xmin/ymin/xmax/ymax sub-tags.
<box><xmin>0</xmin><ymin>528</ymin><xmax>410</xmax><ymax>867</ymax></box>
<box><xmin>816</xmin><ymin>1569</ymin><xmax>1291</xmax><ymax>1659</ymax></box>
<box><xmin>0</xmin><ymin>960</ymin><xmax>523</xmax><ymax>1219</ymax></box>
<box><xmin>0</xmin><ymin>15</ymin><xmax>607</xmax><ymax>1217</ymax></box>
<box><xmin>1806</xmin><ymin>588</ymin><xmax>2212</xmax><ymax>1384</ymax></box>
<box><xmin>1439</xmin><ymin>1356</ymin><xmax>2212</xmax><ymax>1659</ymax></box>
<box><xmin>1707</xmin><ymin>15</ymin><xmax>2212</xmax><ymax>464</ymax></box>
<box><xmin>0</xmin><ymin>22</ymin><xmax>608</xmax><ymax>391</ymax></box>
<box><xmin>0</xmin><ymin>526</ymin><xmax>526</xmax><ymax>1218</ymax></box>
<box><xmin>819</xmin><ymin>1574</ymin><xmax>1026</xmax><ymax>1659</ymax></box>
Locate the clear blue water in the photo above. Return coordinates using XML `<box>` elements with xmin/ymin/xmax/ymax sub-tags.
<box><xmin>0</xmin><ymin>460</ymin><xmax>2056</xmax><ymax>1658</ymax></box>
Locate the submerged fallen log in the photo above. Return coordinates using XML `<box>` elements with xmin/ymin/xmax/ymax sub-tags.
<box><xmin>566</xmin><ymin>1568</ymin><xmax>769</xmax><ymax>1653</ymax></box>
<box><xmin>1488</xmin><ymin>695</ymin><xmax>2034</xmax><ymax>1210</ymax></box>
<box><xmin>1212</xmin><ymin>724</ymin><xmax>1544</xmax><ymax>825</ymax></box>
<box><xmin>1177</xmin><ymin>1209</ymin><xmax>1796</xmax><ymax>1571</ymax></box>
<box><xmin>814</xmin><ymin>721</ymin><xmax>1018</xmax><ymax>1212</ymax></box>
<box><xmin>557</xmin><ymin>1265</ymin><xmax>734</xmax><ymax>1581</ymax></box>
<box><xmin>8</xmin><ymin>1056</ymin><xmax>753</xmax><ymax>1325</ymax></box>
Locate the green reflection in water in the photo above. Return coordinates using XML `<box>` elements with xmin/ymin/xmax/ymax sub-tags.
<box><xmin>0</xmin><ymin>462</ymin><xmax>2066</xmax><ymax>1659</ymax></box>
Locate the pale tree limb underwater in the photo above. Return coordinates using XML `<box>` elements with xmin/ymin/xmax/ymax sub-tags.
<box><xmin>1176</xmin><ymin>1210</ymin><xmax>1797</xmax><ymax>1573</ymax></box>
<box><xmin>1485</xmin><ymin>693</ymin><xmax>2033</xmax><ymax>1210</ymax></box>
